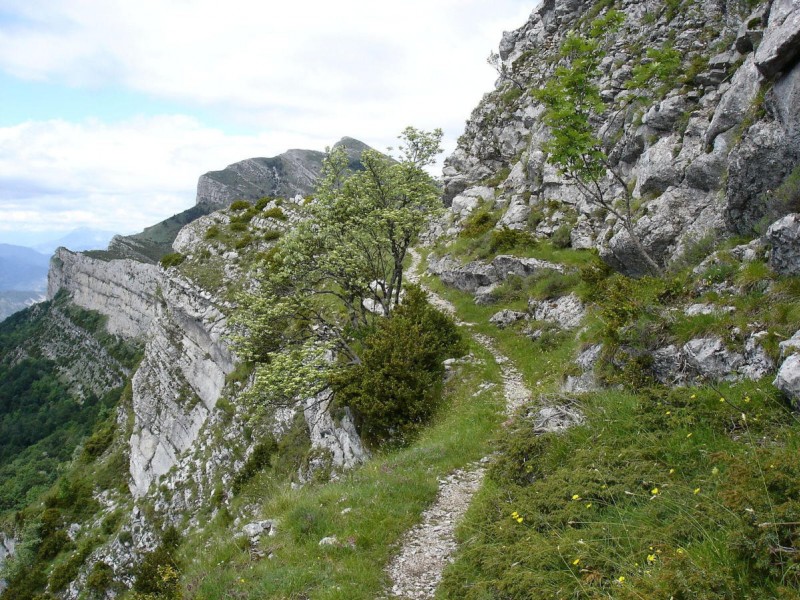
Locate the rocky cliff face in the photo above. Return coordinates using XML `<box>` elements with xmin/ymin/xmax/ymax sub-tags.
<box><xmin>440</xmin><ymin>0</ymin><xmax>800</xmax><ymax>275</ymax></box>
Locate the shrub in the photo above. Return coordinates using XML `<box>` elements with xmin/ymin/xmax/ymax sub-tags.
<box><xmin>550</xmin><ymin>224</ymin><xmax>572</xmax><ymax>249</ymax></box>
<box><xmin>229</xmin><ymin>221</ymin><xmax>247</xmax><ymax>232</ymax></box>
<box><xmin>229</xmin><ymin>200</ymin><xmax>252</xmax><ymax>211</ymax></box>
<box><xmin>460</xmin><ymin>205</ymin><xmax>498</xmax><ymax>239</ymax></box>
<box><xmin>86</xmin><ymin>561</ymin><xmax>114</xmax><ymax>594</ymax></box>
<box><xmin>255</xmin><ymin>197</ymin><xmax>272</xmax><ymax>210</ymax></box>
<box><xmin>331</xmin><ymin>285</ymin><xmax>465</xmax><ymax>446</ymax></box>
<box><xmin>159</xmin><ymin>253</ymin><xmax>185</xmax><ymax>269</ymax></box>
<box><xmin>234</xmin><ymin>234</ymin><xmax>253</xmax><ymax>250</ymax></box>
<box><xmin>262</xmin><ymin>206</ymin><xmax>287</xmax><ymax>221</ymax></box>
<box><xmin>132</xmin><ymin>526</ymin><xmax>181</xmax><ymax>598</ymax></box>
<box><xmin>232</xmin><ymin>436</ymin><xmax>278</xmax><ymax>494</ymax></box>
<box><xmin>489</xmin><ymin>227</ymin><xmax>537</xmax><ymax>254</ymax></box>
<box><xmin>262</xmin><ymin>230</ymin><xmax>281</xmax><ymax>242</ymax></box>
<box><xmin>204</xmin><ymin>225</ymin><xmax>220</xmax><ymax>240</ymax></box>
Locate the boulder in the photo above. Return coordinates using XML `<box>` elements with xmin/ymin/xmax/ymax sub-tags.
<box><xmin>736</xmin><ymin>5</ymin><xmax>767</xmax><ymax>54</ymax></box>
<box><xmin>767</xmin><ymin>213</ymin><xmax>800</xmax><ymax>275</ymax></box>
<box><xmin>779</xmin><ymin>329</ymin><xmax>800</xmax><ymax>357</ymax></box>
<box><xmin>774</xmin><ymin>353</ymin><xmax>800</xmax><ymax>406</ymax></box>
<box><xmin>528</xmin><ymin>293</ymin><xmax>585</xmax><ymax>329</ymax></box>
<box><xmin>652</xmin><ymin>345</ymin><xmax>689</xmax><ymax>385</ymax></box>
<box><xmin>755</xmin><ymin>1</ymin><xmax>800</xmax><ymax>79</ymax></box>
<box><xmin>683</xmin><ymin>337</ymin><xmax>745</xmax><ymax>381</ymax></box>
<box><xmin>489</xmin><ymin>309</ymin><xmax>527</xmax><ymax>328</ymax></box>
<box><xmin>563</xmin><ymin>344</ymin><xmax>603</xmax><ymax>393</ymax></box>
<box><xmin>741</xmin><ymin>331</ymin><xmax>775</xmax><ymax>380</ymax></box>
<box><xmin>705</xmin><ymin>58</ymin><xmax>762</xmax><ymax>145</ymax></box>
<box><xmin>642</xmin><ymin>96</ymin><xmax>688</xmax><ymax>132</ymax></box>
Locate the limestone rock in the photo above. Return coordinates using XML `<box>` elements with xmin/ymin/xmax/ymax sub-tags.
<box><xmin>489</xmin><ymin>309</ymin><xmax>527</xmax><ymax>328</ymax></box>
<box><xmin>643</xmin><ymin>96</ymin><xmax>688</xmax><ymax>132</ymax></box>
<box><xmin>774</xmin><ymin>354</ymin><xmax>800</xmax><ymax>406</ymax></box>
<box><xmin>755</xmin><ymin>0</ymin><xmax>800</xmax><ymax>79</ymax></box>
<box><xmin>779</xmin><ymin>329</ymin><xmax>800</xmax><ymax>357</ymax></box>
<box><xmin>736</xmin><ymin>5</ymin><xmax>767</xmax><ymax>54</ymax></box>
<box><xmin>741</xmin><ymin>331</ymin><xmax>775</xmax><ymax>380</ymax></box>
<box><xmin>705</xmin><ymin>58</ymin><xmax>762</xmax><ymax>145</ymax></box>
<box><xmin>767</xmin><ymin>213</ymin><xmax>800</xmax><ymax>275</ymax></box>
<box><xmin>528</xmin><ymin>293</ymin><xmax>585</xmax><ymax>329</ymax></box>
<box><xmin>303</xmin><ymin>389</ymin><xmax>367</xmax><ymax>476</ymax></box>
<box><xmin>652</xmin><ymin>345</ymin><xmax>689</xmax><ymax>386</ymax></box>
<box><xmin>563</xmin><ymin>344</ymin><xmax>602</xmax><ymax>393</ymax></box>
<box><xmin>427</xmin><ymin>254</ymin><xmax>563</xmax><ymax>295</ymax></box>
<box><xmin>683</xmin><ymin>337</ymin><xmax>745</xmax><ymax>381</ymax></box>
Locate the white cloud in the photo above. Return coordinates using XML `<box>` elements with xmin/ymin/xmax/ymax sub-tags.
<box><xmin>0</xmin><ymin>116</ymin><xmax>332</xmax><ymax>236</ymax></box>
<box><xmin>0</xmin><ymin>0</ymin><xmax>536</xmax><ymax>238</ymax></box>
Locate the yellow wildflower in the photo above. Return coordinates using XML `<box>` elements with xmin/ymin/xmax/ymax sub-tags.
<box><xmin>647</xmin><ymin>554</ymin><xmax>657</xmax><ymax>563</ymax></box>
<box><xmin>572</xmin><ymin>494</ymin><xmax>581</xmax><ymax>501</ymax></box>
<box><xmin>617</xmin><ymin>576</ymin><xmax>626</xmax><ymax>583</ymax></box>
<box><xmin>651</xmin><ymin>487</ymin><xmax>659</xmax><ymax>495</ymax></box>
<box><xmin>573</xmin><ymin>558</ymin><xmax>580</xmax><ymax>565</ymax></box>
<box><xmin>693</xmin><ymin>488</ymin><xmax>701</xmax><ymax>494</ymax></box>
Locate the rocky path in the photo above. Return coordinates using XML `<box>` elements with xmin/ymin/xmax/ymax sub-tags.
<box><xmin>384</xmin><ymin>250</ymin><xmax>532</xmax><ymax>599</ymax></box>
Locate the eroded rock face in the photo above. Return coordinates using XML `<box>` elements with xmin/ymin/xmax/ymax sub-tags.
<box><xmin>441</xmin><ymin>0</ymin><xmax>800</xmax><ymax>274</ymax></box>
<box><xmin>528</xmin><ymin>293</ymin><xmax>585</xmax><ymax>329</ymax></box>
<box><xmin>754</xmin><ymin>0</ymin><xmax>800</xmax><ymax>79</ymax></box>
<box><xmin>48</xmin><ymin>249</ymin><xmax>160</xmax><ymax>338</ymax></box>
<box><xmin>128</xmin><ymin>275</ymin><xmax>235</xmax><ymax>496</ymax></box>
<box><xmin>427</xmin><ymin>254</ymin><xmax>564</xmax><ymax>295</ymax></box>
<box><xmin>767</xmin><ymin>213</ymin><xmax>800</xmax><ymax>275</ymax></box>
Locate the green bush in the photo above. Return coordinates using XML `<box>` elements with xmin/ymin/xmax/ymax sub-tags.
<box><xmin>229</xmin><ymin>200</ymin><xmax>252</xmax><ymax>211</ymax></box>
<box><xmin>204</xmin><ymin>225</ymin><xmax>220</xmax><ymax>240</ymax></box>
<box><xmin>232</xmin><ymin>436</ymin><xmax>278</xmax><ymax>494</ymax></box>
<box><xmin>262</xmin><ymin>230</ymin><xmax>281</xmax><ymax>242</ymax></box>
<box><xmin>460</xmin><ymin>206</ymin><xmax>498</xmax><ymax>239</ymax></box>
<box><xmin>159</xmin><ymin>253</ymin><xmax>185</xmax><ymax>269</ymax></box>
<box><xmin>262</xmin><ymin>206</ymin><xmax>287</xmax><ymax>221</ymax></box>
<box><xmin>132</xmin><ymin>526</ymin><xmax>181</xmax><ymax>598</ymax></box>
<box><xmin>86</xmin><ymin>561</ymin><xmax>114</xmax><ymax>595</ymax></box>
<box><xmin>234</xmin><ymin>234</ymin><xmax>253</xmax><ymax>250</ymax></box>
<box><xmin>489</xmin><ymin>227</ymin><xmax>537</xmax><ymax>254</ymax></box>
<box><xmin>331</xmin><ymin>285</ymin><xmax>465</xmax><ymax>446</ymax></box>
<box><xmin>550</xmin><ymin>224</ymin><xmax>572</xmax><ymax>249</ymax></box>
<box><xmin>229</xmin><ymin>221</ymin><xmax>247</xmax><ymax>232</ymax></box>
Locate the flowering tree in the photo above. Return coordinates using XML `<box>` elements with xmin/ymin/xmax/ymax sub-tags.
<box><xmin>233</xmin><ymin>127</ymin><xmax>444</xmax><ymax>404</ymax></box>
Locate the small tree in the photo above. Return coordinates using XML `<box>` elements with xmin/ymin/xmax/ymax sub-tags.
<box><xmin>233</xmin><ymin>127</ymin><xmax>444</xmax><ymax>405</ymax></box>
<box><xmin>535</xmin><ymin>11</ymin><xmax>663</xmax><ymax>275</ymax></box>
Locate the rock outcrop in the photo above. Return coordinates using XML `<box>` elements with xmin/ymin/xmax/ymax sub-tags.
<box><xmin>438</xmin><ymin>0</ymin><xmax>800</xmax><ymax>275</ymax></box>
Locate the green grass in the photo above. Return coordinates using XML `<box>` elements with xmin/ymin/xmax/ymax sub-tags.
<box><xmin>180</xmin><ymin>334</ymin><xmax>505</xmax><ymax>599</ymax></box>
<box><xmin>415</xmin><ymin>241</ymin><xmax>800</xmax><ymax>599</ymax></box>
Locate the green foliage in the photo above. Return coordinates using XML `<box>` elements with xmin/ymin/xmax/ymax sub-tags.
<box><xmin>132</xmin><ymin>527</ymin><xmax>182</xmax><ymax>599</ymax></box>
<box><xmin>441</xmin><ymin>382</ymin><xmax>800</xmax><ymax>599</ymax></box>
<box><xmin>550</xmin><ymin>223</ymin><xmax>572</xmax><ymax>249</ymax></box>
<box><xmin>159</xmin><ymin>253</ymin><xmax>185</xmax><ymax>269</ymax></box>
<box><xmin>628</xmin><ymin>45</ymin><xmax>682</xmax><ymax>91</ymax></box>
<box><xmin>460</xmin><ymin>205</ymin><xmax>498</xmax><ymax>239</ymax></box>
<box><xmin>261</xmin><ymin>206</ymin><xmax>286</xmax><ymax>221</ymax></box>
<box><xmin>231</xmin><ymin>436</ymin><xmax>278</xmax><ymax>494</ymax></box>
<box><xmin>331</xmin><ymin>285</ymin><xmax>465</xmax><ymax>446</ymax></box>
<box><xmin>229</xmin><ymin>200</ymin><xmax>251</xmax><ymax>211</ymax></box>
<box><xmin>488</xmin><ymin>227</ymin><xmax>537</xmax><ymax>254</ymax></box>
<box><xmin>234</xmin><ymin>127</ymin><xmax>444</xmax><ymax>404</ymax></box>
<box><xmin>86</xmin><ymin>561</ymin><xmax>114</xmax><ymax>595</ymax></box>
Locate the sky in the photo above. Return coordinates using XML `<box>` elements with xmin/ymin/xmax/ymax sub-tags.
<box><xmin>0</xmin><ymin>0</ymin><xmax>535</xmax><ymax>247</ymax></box>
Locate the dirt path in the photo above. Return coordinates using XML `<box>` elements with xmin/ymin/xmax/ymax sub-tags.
<box><xmin>385</xmin><ymin>250</ymin><xmax>532</xmax><ymax>599</ymax></box>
